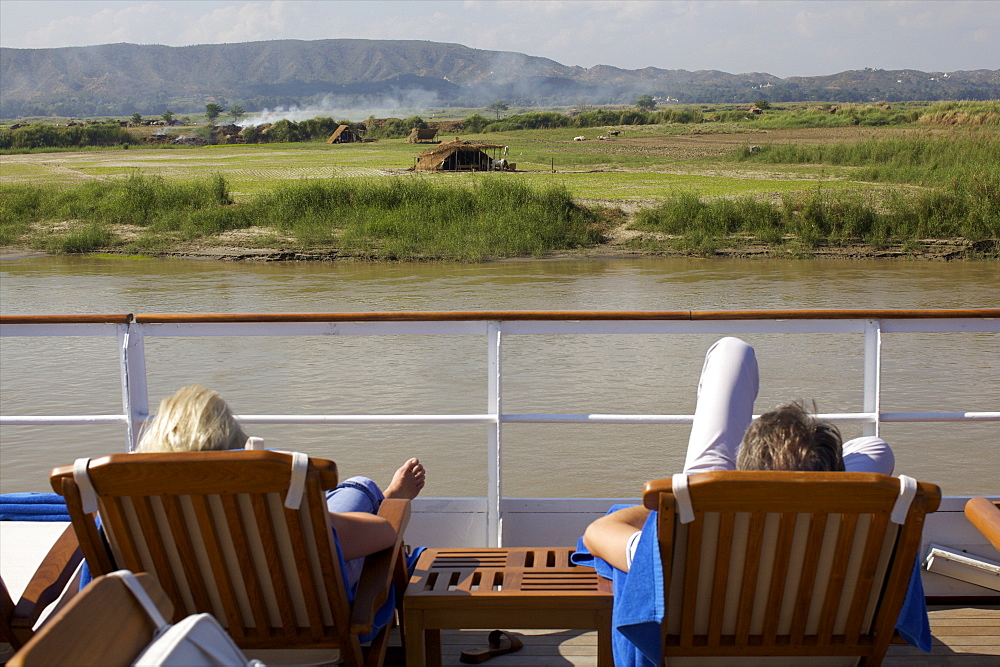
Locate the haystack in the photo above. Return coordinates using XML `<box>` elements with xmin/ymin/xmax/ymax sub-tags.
<box><xmin>414</xmin><ymin>139</ymin><xmax>507</xmax><ymax>172</ymax></box>
<box><xmin>407</xmin><ymin>127</ymin><xmax>439</xmax><ymax>143</ymax></box>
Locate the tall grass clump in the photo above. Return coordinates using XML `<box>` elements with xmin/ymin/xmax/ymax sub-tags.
<box><xmin>733</xmin><ymin>133</ymin><xmax>999</xmax><ymax>187</ymax></box>
<box><xmin>634</xmin><ymin>177</ymin><xmax>999</xmax><ymax>252</ymax></box>
<box><xmin>247</xmin><ymin>177</ymin><xmax>604</xmax><ymax>260</ymax></box>
<box><xmin>0</xmin><ymin>173</ymin><xmax>240</xmax><ymax>251</ymax></box>
<box><xmin>916</xmin><ymin>101</ymin><xmax>1000</xmax><ymax>126</ymax></box>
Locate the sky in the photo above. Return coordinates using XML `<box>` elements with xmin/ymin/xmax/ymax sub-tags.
<box><xmin>0</xmin><ymin>0</ymin><xmax>997</xmax><ymax>78</ymax></box>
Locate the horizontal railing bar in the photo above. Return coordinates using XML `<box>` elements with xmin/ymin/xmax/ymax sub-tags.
<box><xmin>879</xmin><ymin>319</ymin><xmax>1000</xmax><ymax>333</ymax></box>
<box><xmin>0</xmin><ymin>415</ymin><xmax>129</xmax><ymax>425</ymax></box>
<box><xmin>500</xmin><ymin>320</ymin><xmax>870</xmax><ymax>335</ymax></box>
<box><xmin>130</xmin><ymin>321</ymin><xmax>488</xmax><ymax>337</ymax></box>
<box><xmin>880</xmin><ymin>411</ymin><xmax>1000</xmax><ymax>422</ymax></box>
<box><xmin>0</xmin><ymin>314</ymin><xmax>132</xmax><ymax>324</ymax></box>
<box><xmin>236</xmin><ymin>414</ymin><xmax>496</xmax><ymax>424</ymax></box>
<box><xmin>117</xmin><ymin>308</ymin><xmax>999</xmax><ymax>323</ymax></box>
<box><xmin>0</xmin><ymin>323</ymin><xmax>127</xmax><ymax>337</ymax></box>
<box><xmin>7</xmin><ymin>412</ymin><xmax>997</xmax><ymax>427</ymax></box>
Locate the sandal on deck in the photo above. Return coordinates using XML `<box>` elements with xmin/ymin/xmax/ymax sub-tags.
<box><xmin>459</xmin><ymin>630</ymin><xmax>524</xmax><ymax>664</ymax></box>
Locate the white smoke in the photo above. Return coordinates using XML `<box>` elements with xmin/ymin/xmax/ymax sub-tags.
<box><xmin>237</xmin><ymin>91</ymin><xmax>443</xmax><ymax>127</ymax></box>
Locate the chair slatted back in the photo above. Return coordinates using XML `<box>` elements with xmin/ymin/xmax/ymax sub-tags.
<box><xmin>642</xmin><ymin>471</ymin><xmax>940</xmax><ymax>664</ymax></box>
<box><xmin>50</xmin><ymin>451</ymin><xmax>355</xmax><ymax>651</ymax></box>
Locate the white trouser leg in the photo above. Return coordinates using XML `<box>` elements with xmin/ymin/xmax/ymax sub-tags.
<box><xmin>842</xmin><ymin>436</ymin><xmax>895</xmax><ymax>474</ymax></box>
<box><xmin>683</xmin><ymin>337</ymin><xmax>759</xmax><ymax>473</ymax></box>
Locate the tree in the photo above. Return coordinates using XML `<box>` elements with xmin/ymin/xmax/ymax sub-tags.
<box><xmin>486</xmin><ymin>100</ymin><xmax>509</xmax><ymax>120</ymax></box>
<box><xmin>205</xmin><ymin>103</ymin><xmax>224</xmax><ymax>123</ymax></box>
<box><xmin>635</xmin><ymin>95</ymin><xmax>657</xmax><ymax>112</ymax></box>
<box><xmin>230</xmin><ymin>105</ymin><xmax>245</xmax><ymax>121</ymax></box>
<box><xmin>754</xmin><ymin>99</ymin><xmax>772</xmax><ymax>110</ymax></box>
<box><xmin>162</xmin><ymin>110</ymin><xmax>175</xmax><ymax>124</ymax></box>
<box><xmin>130</xmin><ymin>112</ymin><xmax>142</xmax><ymax>125</ymax></box>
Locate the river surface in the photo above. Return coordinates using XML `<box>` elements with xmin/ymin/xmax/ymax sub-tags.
<box><xmin>1</xmin><ymin>256</ymin><xmax>997</xmax><ymax>497</ymax></box>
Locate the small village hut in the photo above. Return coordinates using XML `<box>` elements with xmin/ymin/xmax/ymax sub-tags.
<box><xmin>414</xmin><ymin>139</ymin><xmax>509</xmax><ymax>172</ymax></box>
<box><xmin>326</xmin><ymin>125</ymin><xmax>359</xmax><ymax>144</ymax></box>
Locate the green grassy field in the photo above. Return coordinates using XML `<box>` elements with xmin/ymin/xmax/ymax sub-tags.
<box><xmin>2</xmin><ymin>106</ymin><xmax>998</xmax><ymax>260</ymax></box>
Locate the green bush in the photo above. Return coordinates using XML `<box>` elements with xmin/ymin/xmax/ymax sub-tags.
<box><xmin>0</xmin><ymin>123</ymin><xmax>138</xmax><ymax>151</ymax></box>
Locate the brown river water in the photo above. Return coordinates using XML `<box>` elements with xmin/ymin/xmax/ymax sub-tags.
<box><xmin>1</xmin><ymin>256</ymin><xmax>997</xmax><ymax>497</ymax></box>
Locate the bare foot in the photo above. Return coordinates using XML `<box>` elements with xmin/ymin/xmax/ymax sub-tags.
<box><xmin>384</xmin><ymin>457</ymin><xmax>426</xmax><ymax>500</ymax></box>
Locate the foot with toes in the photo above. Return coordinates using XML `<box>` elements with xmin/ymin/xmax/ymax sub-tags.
<box><xmin>384</xmin><ymin>457</ymin><xmax>426</xmax><ymax>500</ymax></box>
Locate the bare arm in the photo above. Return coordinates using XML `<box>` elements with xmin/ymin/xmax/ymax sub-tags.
<box><xmin>582</xmin><ymin>505</ymin><xmax>651</xmax><ymax>572</ymax></box>
<box><xmin>327</xmin><ymin>512</ymin><xmax>397</xmax><ymax>561</ymax></box>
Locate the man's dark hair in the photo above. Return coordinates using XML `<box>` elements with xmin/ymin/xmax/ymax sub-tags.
<box><xmin>737</xmin><ymin>400</ymin><xmax>845</xmax><ymax>472</ymax></box>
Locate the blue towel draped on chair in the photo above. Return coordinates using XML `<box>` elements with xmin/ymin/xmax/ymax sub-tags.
<box><xmin>571</xmin><ymin>505</ymin><xmax>932</xmax><ymax>667</ymax></box>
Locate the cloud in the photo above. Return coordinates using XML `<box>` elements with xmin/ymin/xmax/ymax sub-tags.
<box><xmin>17</xmin><ymin>3</ymin><xmax>178</xmax><ymax>47</ymax></box>
<box><xmin>179</xmin><ymin>1</ymin><xmax>295</xmax><ymax>45</ymax></box>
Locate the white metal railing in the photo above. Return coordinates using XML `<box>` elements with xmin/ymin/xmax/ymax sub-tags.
<box><xmin>2</xmin><ymin>309</ymin><xmax>998</xmax><ymax>546</ymax></box>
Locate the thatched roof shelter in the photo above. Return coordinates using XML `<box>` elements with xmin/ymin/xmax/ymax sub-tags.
<box><xmin>327</xmin><ymin>125</ymin><xmax>358</xmax><ymax>143</ymax></box>
<box><xmin>414</xmin><ymin>139</ymin><xmax>508</xmax><ymax>172</ymax></box>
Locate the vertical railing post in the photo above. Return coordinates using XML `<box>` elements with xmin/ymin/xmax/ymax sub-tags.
<box><xmin>863</xmin><ymin>319</ymin><xmax>882</xmax><ymax>438</ymax></box>
<box><xmin>118</xmin><ymin>320</ymin><xmax>150</xmax><ymax>452</ymax></box>
<box><xmin>486</xmin><ymin>320</ymin><xmax>502</xmax><ymax>547</ymax></box>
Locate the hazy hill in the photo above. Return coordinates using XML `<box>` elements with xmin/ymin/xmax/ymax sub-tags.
<box><xmin>1</xmin><ymin>38</ymin><xmax>997</xmax><ymax>118</ymax></box>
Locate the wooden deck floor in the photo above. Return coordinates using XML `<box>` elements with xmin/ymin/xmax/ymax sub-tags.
<box><xmin>403</xmin><ymin>605</ymin><xmax>1000</xmax><ymax>666</ymax></box>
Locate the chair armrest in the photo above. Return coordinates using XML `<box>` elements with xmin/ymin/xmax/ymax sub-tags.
<box><xmin>8</xmin><ymin>525</ymin><xmax>83</xmax><ymax>645</ymax></box>
<box><xmin>349</xmin><ymin>498</ymin><xmax>411</xmax><ymax>634</ymax></box>
<box><xmin>965</xmin><ymin>497</ymin><xmax>1000</xmax><ymax>551</ymax></box>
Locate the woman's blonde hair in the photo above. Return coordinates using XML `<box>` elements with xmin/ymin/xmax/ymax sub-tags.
<box><xmin>137</xmin><ymin>384</ymin><xmax>248</xmax><ymax>453</ymax></box>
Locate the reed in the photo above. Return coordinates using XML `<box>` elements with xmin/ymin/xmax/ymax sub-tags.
<box><xmin>1</xmin><ymin>174</ymin><xmax>604</xmax><ymax>260</ymax></box>
<box><xmin>246</xmin><ymin>177</ymin><xmax>603</xmax><ymax>260</ymax></box>
<box><xmin>634</xmin><ymin>176</ymin><xmax>999</xmax><ymax>247</ymax></box>
<box><xmin>732</xmin><ymin>133</ymin><xmax>999</xmax><ymax>186</ymax></box>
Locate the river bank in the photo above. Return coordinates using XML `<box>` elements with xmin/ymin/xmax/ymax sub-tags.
<box><xmin>2</xmin><ymin>236</ymin><xmax>994</xmax><ymax>262</ymax></box>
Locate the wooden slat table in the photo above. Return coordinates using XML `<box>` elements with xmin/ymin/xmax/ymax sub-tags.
<box><xmin>403</xmin><ymin>547</ymin><xmax>613</xmax><ymax>666</ymax></box>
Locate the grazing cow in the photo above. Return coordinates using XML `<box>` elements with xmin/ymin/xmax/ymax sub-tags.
<box><xmin>749</xmin><ymin>145</ymin><xmax>761</xmax><ymax>153</ymax></box>
<box><xmin>573</xmin><ymin>136</ymin><xmax>586</xmax><ymax>141</ymax></box>
<box><xmin>598</xmin><ymin>136</ymin><xmax>609</xmax><ymax>140</ymax></box>
<box><xmin>608</xmin><ymin>130</ymin><xmax>620</xmax><ymax>136</ymax></box>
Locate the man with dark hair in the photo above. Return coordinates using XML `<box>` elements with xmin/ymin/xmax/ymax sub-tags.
<box><xmin>584</xmin><ymin>337</ymin><xmax>894</xmax><ymax>571</ymax></box>
<box><xmin>738</xmin><ymin>400</ymin><xmax>845</xmax><ymax>471</ymax></box>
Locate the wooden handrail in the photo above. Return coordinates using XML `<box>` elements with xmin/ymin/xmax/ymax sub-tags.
<box><xmin>3</xmin><ymin>309</ymin><xmax>996</xmax><ymax>326</ymax></box>
<box><xmin>120</xmin><ymin>308</ymin><xmax>999</xmax><ymax>323</ymax></box>
<box><xmin>965</xmin><ymin>497</ymin><xmax>1000</xmax><ymax>551</ymax></box>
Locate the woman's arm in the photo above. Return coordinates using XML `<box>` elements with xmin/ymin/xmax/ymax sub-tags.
<box><xmin>582</xmin><ymin>505</ymin><xmax>651</xmax><ymax>572</ymax></box>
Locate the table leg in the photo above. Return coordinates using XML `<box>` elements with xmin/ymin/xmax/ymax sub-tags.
<box><xmin>597</xmin><ymin>608</ymin><xmax>614</xmax><ymax>667</ymax></box>
<box><xmin>403</xmin><ymin>610</ymin><xmax>425</xmax><ymax>666</ymax></box>
<box><xmin>426</xmin><ymin>628</ymin><xmax>442</xmax><ymax>666</ymax></box>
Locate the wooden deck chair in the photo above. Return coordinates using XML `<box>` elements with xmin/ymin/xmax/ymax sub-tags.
<box><xmin>49</xmin><ymin>450</ymin><xmax>410</xmax><ymax>666</ymax></box>
<box><xmin>1</xmin><ymin>524</ymin><xmax>82</xmax><ymax>652</ymax></box>
<box><xmin>642</xmin><ymin>471</ymin><xmax>941</xmax><ymax>666</ymax></box>
<box><xmin>9</xmin><ymin>571</ymin><xmax>172</xmax><ymax>667</ymax></box>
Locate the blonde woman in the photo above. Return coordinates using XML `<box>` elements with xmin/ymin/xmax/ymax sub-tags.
<box><xmin>138</xmin><ymin>384</ymin><xmax>426</xmax><ymax>587</ymax></box>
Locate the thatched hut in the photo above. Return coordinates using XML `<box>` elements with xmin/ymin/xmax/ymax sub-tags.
<box><xmin>327</xmin><ymin>125</ymin><xmax>358</xmax><ymax>144</ymax></box>
<box><xmin>407</xmin><ymin>127</ymin><xmax>439</xmax><ymax>143</ymax></box>
<box><xmin>414</xmin><ymin>139</ymin><xmax>508</xmax><ymax>172</ymax></box>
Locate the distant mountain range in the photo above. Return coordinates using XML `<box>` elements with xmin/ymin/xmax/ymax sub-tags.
<box><xmin>1</xmin><ymin>39</ymin><xmax>997</xmax><ymax>118</ymax></box>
